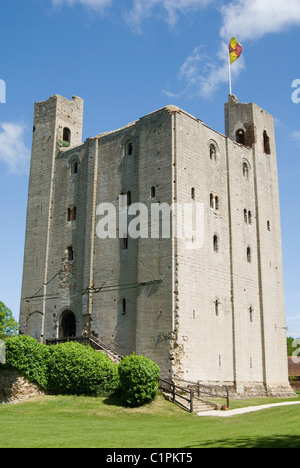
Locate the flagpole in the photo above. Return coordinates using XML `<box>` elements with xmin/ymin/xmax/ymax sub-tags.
<box><xmin>228</xmin><ymin>49</ymin><xmax>232</xmax><ymax>95</ymax></box>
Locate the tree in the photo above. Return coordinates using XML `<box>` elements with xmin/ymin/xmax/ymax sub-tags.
<box><xmin>287</xmin><ymin>336</ymin><xmax>300</xmax><ymax>357</ymax></box>
<box><xmin>0</xmin><ymin>301</ymin><xmax>19</xmax><ymax>339</ymax></box>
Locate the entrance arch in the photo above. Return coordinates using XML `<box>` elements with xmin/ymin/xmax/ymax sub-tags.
<box><xmin>59</xmin><ymin>310</ymin><xmax>76</xmax><ymax>339</ymax></box>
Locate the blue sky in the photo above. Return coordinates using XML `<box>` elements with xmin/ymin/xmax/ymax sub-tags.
<box><xmin>0</xmin><ymin>0</ymin><xmax>300</xmax><ymax>337</ymax></box>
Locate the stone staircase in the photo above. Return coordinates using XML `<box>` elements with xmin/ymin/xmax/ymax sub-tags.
<box><xmin>192</xmin><ymin>396</ymin><xmax>220</xmax><ymax>413</ymax></box>
<box><xmin>160</xmin><ymin>380</ymin><xmax>220</xmax><ymax>414</ymax></box>
<box><xmin>89</xmin><ymin>335</ymin><xmax>124</xmax><ymax>363</ymax></box>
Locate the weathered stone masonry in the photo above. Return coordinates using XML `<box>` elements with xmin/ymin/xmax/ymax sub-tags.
<box><xmin>19</xmin><ymin>94</ymin><xmax>294</xmax><ymax>397</ymax></box>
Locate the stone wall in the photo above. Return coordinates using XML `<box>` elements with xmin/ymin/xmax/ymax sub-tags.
<box><xmin>0</xmin><ymin>370</ymin><xmax>44</xmax><ymax>404</ymax></box>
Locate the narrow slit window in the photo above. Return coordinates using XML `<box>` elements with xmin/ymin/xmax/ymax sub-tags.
<box><xmin>213</xmin><ymin>235</ymin><xmax>219</xmax><ymax>252</ymax></box>
<box><xmin>267</xmin><ymin>220</ymin><xmax>271</xmax><ymax>231</ymax></box>
<box><xmin>244</xmin><ymin>209</ymin><xmax>248</xmax><ymax>223</ymax></box>
<box><xmin>122</xmin><ymin>235</ymin><xmax>128</xmax><ymax>250</ymax></box>
<box><xmin>248</xmin><ymin>211</ymin><xmax>252</xmax><ymax>225</ymax></box>
<box><xmin>127</xmin><ymin>191</ymin><xmax>132</xmax><ymax>206</ymax></box>
<box><xmin>151</xmin><ymin>186</ymin><xmax>156</xmax><ymax>198</ymax></box>
<box><xmin>67</xmin><ymin>246</ymin><xmax>74</xmax><ymax>262</ymax></box>
<box><xmin>191</xmin><ymin>187</ymin><xmax>195</xmax><ymax>200</ymax></box>
<box><xmin>215</xmin><ymin>300</ymin><xmax>219</xmax><ymax>316</ymax></box>
<box><xmin>263</xmin><ymin>131</ymin><xmax>271</xmax><ymax>155</ymax></box>
<box><xmin>249</xmin><ymin>306</ymin><xmax>254</xmax><ymax>323</ymax></box>
<box><xmin>122</xmin><ymin>298</ymin><xmax>126</xmax><ymax>315</ymax></box>
<box><xmin>247</xmin><ymin>246</ymin><xmax>252</xmax><ymax>263</ymax></box>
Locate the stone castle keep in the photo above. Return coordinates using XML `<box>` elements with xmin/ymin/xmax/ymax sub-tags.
<box><xmin>19</xmin><ymin>93</ymin><xmax>294</xmax><ymax>397</ymax></box>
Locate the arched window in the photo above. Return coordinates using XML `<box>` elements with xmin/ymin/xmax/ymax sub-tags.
<box><xmin>236</xmin><ymin>129</ymin><xmax>245</xmax><ymax>145</ymax></box>
<box><xmin>72</xmin><ymin>161</ymin><xmax>78</xmax><ymax>174</ymax></box>
<box><xmin>213</xmin><ymin>235</ymin><xmax>219</xmax><ymax>252</ymax></box>
<box><xmin>243</xmin><ymin>162</ymin><xmax>249</xmax><ymax>179</ymax></box>
<box><xmin>263</xmin><ymin>130</ymin><xmax>271</xmax><ymax>154</ymax></box>
<box><xmin>210</xmin><ymin>144</ymin><xmax>216</xmax><ymax>160</ymax></box>
<box><xmin>63</xmin><ymin>127</ymin><xmax>71</xmax><ymax>145</ymax></box>
<box><xmin>126</xmin><ymin>141</ymin><xmax>133</xmax><ymax>156</ymax></box>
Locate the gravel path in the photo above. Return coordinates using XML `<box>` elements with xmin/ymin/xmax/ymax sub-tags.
<box><xmin>197</xmin><ymin>401</ymin><xmax>300</xmax><ymax>417</ymax></box>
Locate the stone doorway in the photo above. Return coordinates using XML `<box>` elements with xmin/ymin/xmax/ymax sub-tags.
<box><xmin>60</xmin><ymin>311</ymin><xmax>76</xmax><ymax>339</ymax></box>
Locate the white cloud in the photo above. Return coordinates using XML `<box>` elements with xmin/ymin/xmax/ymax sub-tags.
<box><xmin>0</xmin><ymin>122</ymin><xmax>30</xmax><ymax>175</ymax></box>
<box><xmin>292</xmin><ymin>131</ymin><xmax>300</xmax><ymax>148</ymax></box>
<box><xmin>164</xmin><ymin>41</ymin><xmax>245</xmax><ymax>100</ymax></box>
<box><xmin>220</xmin><ymin>0</ymin><xmax>300</xmax><ymax>42</ymax></box>
<box><xmin>51</xmin><ymin>0</ymin><xmax>113</xmax><ymax>12</ymax></box>
<box><xmin>126</xmin><ymin>0</ymin><xmax>213</xmax><ymax>32</ymax></box>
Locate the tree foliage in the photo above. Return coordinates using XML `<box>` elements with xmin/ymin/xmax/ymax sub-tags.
<box><xmin>0</xmin><ymin>301</ymin><xmax>19</xmax><ymax>339</ymax></box>
<box><xmin>47</xmin><ymin>341</ymin><xmax>120</xmax><ymax>396</ymax></box>
<box><xmin>287</xmin><ymin>336</ymin><xmax>300</xmax><ymax>357</ymax></box>
<box><xmin>118</xmin><ymin>353</ymin><xmax>160</xmax><ymax>407</ymax></box>
<box><xmin>1</xmin><ymin>335</ymin><xmax>50</xmax><ymax>389</ymax></box>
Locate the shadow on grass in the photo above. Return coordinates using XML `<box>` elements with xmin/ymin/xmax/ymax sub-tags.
<box><xmin>185</xmin><ymin>435</ymin><xmax>300</xmax><ymax>448</ymax></box>
<box><xmin>102</xmin><ymin>390</ymin><xmax>126</xmax><ymax>407</ymax></box>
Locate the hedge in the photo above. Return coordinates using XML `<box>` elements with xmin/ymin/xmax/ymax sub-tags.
<box><xmin>118</xmin><ymin>353</ymin><xmax>160</xmax><ymax>407</ymax></box>
<box><xmin>1</xmin><ymin>335</ymin><xmax>51</xmax><ymax>389</ymax></box>
<box><xmin>1</xmin><ymin>336</ymin><xmax>161</xmax><ymax>405</ymax></box>
<box><xmin>0</xmin><ymin>335</ymin><xmax>119</xmax><ymax>397</ymax></box>
<box><xmin>47</xmin><ymin>341</ymin><xmax>119</xmax><ymax>396</ymax></box>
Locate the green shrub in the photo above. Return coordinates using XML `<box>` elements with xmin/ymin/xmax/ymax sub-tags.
<box><xmin>47</xmin><ymin>341</ymin><xmax>120</xmax><ymax>396</ymax></box>
<box><xmin>118</xmin><ymin>353</ymin><xmax>160</xmax><ymax>407</ymax></box>
<box><xmin>1</xmin><ymin>335</ymin><xmax>50</xmax><ymax>389</ymax></box>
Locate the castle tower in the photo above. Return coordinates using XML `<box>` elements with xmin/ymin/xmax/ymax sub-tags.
<box><xmin>19</xmin><ymin>93</ymin><xmax>293</xmax><ymax>397</ymax></box>
<box><xmin>224</xmin><ymin>94</ymin><xmax>289</xmax><ymax>395</ymax></box>
<box><xmin>19</xmin><ymin>95</ymin><xmax>84</xmax><ymax>342</ymax></box>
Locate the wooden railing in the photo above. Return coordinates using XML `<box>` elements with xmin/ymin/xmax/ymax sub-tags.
<box><xmin>176</xmin><ymin>378</ymin><xmax>230</xmax><ymax>408</ymax></box>
<box><xmin>158</xmin><ymin>378</ymin><xmax>195</xmax><ymax>413</ymax></box>
<box><xmin>46</xmin><ymin>335</ymin><xmax>124</xmax><ymax>363</ymax></box>
<box><xmin>89</xmin><ymin>335</ymin><xmax>124</xmax><ymax>363</ymax></box>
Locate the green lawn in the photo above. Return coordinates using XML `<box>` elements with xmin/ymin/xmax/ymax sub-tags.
<box><xmin>1</xmin><ymin>393</ymin><xmax>300</xmax><ymax>448</ymax></box>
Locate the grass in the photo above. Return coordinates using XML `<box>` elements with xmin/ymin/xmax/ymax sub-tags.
<box><xmin>1</xmin><ymin>392</ymin><xmax>300</xmax><ymax>448</ymax></box>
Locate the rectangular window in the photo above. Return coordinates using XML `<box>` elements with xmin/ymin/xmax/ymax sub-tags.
<box><xmin>67</xmin><ymin>206</ymin><xmax>77</xmax><ymax>222</ymax></box>
<box><xmin>67</xmin><ymin>246</ymin><xmax>74</xmax><ymax>261</ymax></box>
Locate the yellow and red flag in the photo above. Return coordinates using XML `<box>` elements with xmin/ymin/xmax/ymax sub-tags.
<box><xmin>229</xmin><ymin>37</ymin><xmax>243</xmax><ymax>65</ymax></box>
